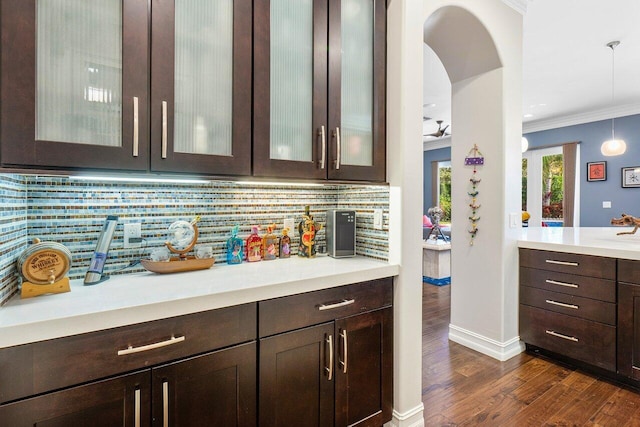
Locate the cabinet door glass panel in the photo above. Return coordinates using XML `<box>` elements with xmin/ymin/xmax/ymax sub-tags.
<box><xmin>341</xmin><ymin>0</ymin><xmax>373</xmax><ymax>166</ymax></box>
<box><xmin>270</xmin><ymin>0</ymin><xmax>313</xmax><ymax>161</ymax></box>
<box><xmin>36</xmin><ymin>0</ymin><xmax>122</xmax><ymax>147</ymax></box>
<box><xmin>174</xmin><ymin>0</ymin><xmax>233</xmax><ymax>156</ymax></box>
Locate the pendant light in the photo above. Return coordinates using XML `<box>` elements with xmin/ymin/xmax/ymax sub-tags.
<box><xmin>521</xmin><ymin>136</ymin><xmax>529</xmax><ymax>153</ymax></box>
<box><xmin>601</xmin><ymin>41</ymin><xmax>627</xmax><ymax>156</ymax></box>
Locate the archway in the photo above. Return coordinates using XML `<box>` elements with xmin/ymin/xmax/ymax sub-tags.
<box><xmin>386</xmin><ymin>1</ymin><xmax>524</xmax><ymax>426</ymax></box>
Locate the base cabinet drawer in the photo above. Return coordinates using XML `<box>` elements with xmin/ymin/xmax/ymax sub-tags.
<box><xmin>519</xmin><ymin>249</ymin><xmax>616</xmax><ymax>280</ymax></box>
<box><xmin>520</xmin><ymin>266</ymin><xmax>616</xmax><ymax>302</ymax></box>
<box><xmin>520</xmin><ymin>305</ymin><xmax>616</xmax><ymax>371</ymax></box>
<box><xmin>520</xmin><ymin>286</ymin><xmax>616</xmax><ymax>325</ymax></box>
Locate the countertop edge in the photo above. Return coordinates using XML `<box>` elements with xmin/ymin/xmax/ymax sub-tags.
<box><xmin>0</xmin><ymin>259</ymin><xmax>399</xmax><ymax>348</ymax></box>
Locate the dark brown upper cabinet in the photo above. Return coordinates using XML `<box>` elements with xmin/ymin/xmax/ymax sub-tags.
<box><xmin>1</xmin><ymin>0</ymin><xmax>251</xmax><ymax>176</ymax></box>
<box><xmin>253</xmin><ymin>0</ymin><xmax>386</xmax><ymax>182</ymax></box>
<box><xmin>150</xmin><ymin>0</ymin><xmax>252</xmax><ymax>175</ymax></box>
<box><xmin>1</xmin><ymin>0</ymin><xmax>150</xmax><ymax>171</ymax></box>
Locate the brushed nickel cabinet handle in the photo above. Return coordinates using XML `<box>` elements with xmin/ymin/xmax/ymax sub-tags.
<box><xmin>340</xmin><ymin>329</ymin><xmax>348</xmax><ymax>374</ymax></box>
<box><xmin>161</xmin><ymin>101</ymin><xmax>168</xmax><ymax>159</ymax></box>
<box><xmin>163</xmin><ymin>381</ymin><xmax>169</xmax><ymax>427</ymax></box>
<box><xmin>133</xmin><ymin>97</ymin><xmax>139</xmax><ymax>157</ymax></box>
<box><xmin>334</xmin><ymin>127</ymin><xmax>341</xmax><ymax>170</ymax></box>
<box><xmin>545</xmin><ymin>330</ymin><xmax>578</xmax><ymax>342</ymax></box>
<box><xmin>545</xmin><ymin>279</ymin><xmax>579</xmax><ymax>288</ymax></box>
<box><xmin>318</xmin><ymin>299</ymin><xmax>355</xmax><ymax>311</ymax></box>
<box><xmin>117</xmin><ymin>335</ymin><xmax>185</xmax><ymax>356</ymax></box>
<box><xmin>319</xmin><ymin>126</ymin><xmax>326</xmax><ymax>169</ymax></box>
<box><xmin>326</xmin><ymin>334</ymin><xmax>334</xmax><ymax>381</ymax></box>
<box><xmin>545</xmin><ymin>299</ymin><xmax>579</xmax><ymax>310</ymax></box>
<box><xmin>545</xmin><ymin>259</ymin><xmax>579</xmax><ymax>267</ymax></box>
<box><xmin>134</xmin><ymin>388</ymin><xmax>141</xmax><ymax>427</ymax></box>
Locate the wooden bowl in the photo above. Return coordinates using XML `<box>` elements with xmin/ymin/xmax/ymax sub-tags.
<box><xmin>140</xmin><ymin>256</ymin><xmax>214</xmax><ymax>274</ymax></box>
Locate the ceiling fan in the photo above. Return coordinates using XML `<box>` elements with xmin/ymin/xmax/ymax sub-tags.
<box><xmin>424</xmin><ymin>120</ymin><xmax>450</xmax><ymax>138</ymax></box>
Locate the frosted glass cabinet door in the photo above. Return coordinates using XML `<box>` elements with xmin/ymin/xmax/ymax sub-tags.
<box><xmin>0</xmin><ymin>0</ymin><xmax>149</xmax><ymax>170</ymax></box>
<box><xmin>253</xmin><ymin>0</ymin><xmax>328</xmax><ymax>179</ymax></box>
<box><xmin>328</xmin><ymin>0</ymin><xmax>386</xmax><ymax>182</ymax></box>
<box><xmin>151</xmin><ymin>0</ymin><xmax>252</xmax><ymax>175</ymax></box>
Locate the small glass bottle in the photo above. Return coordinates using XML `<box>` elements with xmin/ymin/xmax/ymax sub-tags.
<box><xmin>279</xmin><ymin>227</ymin><xmax>291</xmax><ymax>259</ymax></box>
<box><xmin>246</xmin><ymin>225</ymin><xmax>262</xmax><ymax>262</ymax></box>
<box><xmin>262</xmin><ymin>224</ymin><xmax>278</xmax><ymax>261</ymax></box>
<box><xmin>226</xmin><ymin>225</ymin><xmax>244</xmax><ymax>265</ymax></box>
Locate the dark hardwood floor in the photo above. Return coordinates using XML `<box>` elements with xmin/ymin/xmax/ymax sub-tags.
<box><xmin>421</xmin><ymin>283</ymin><xmax>640</xmax><ymax>426</ymax></box>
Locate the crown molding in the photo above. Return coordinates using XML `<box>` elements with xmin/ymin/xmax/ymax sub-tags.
<box><xmin>523</xmin><ymin>103</ymin><xmax>640</xmax><ymax>134</ymax></box>
<box><xmin>423</xmin><ymin>136</ymin><xmax>452</xmax><ymax>151</ymax></box>
<box><xmin>501</xmin><ymin>0</ymin><xmax>530</xmax><ymax>15</ymax></box>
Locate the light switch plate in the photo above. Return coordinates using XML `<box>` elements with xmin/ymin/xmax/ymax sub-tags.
<box><xmin>509</xmin><ymin>213</ymin><xmax>519</xmax><ymax>228</ymax></box>
<box><xmin>603</xmin><ymin>201</ymin><xmax>612</xmax><ymax>209</ymax></box>
<box><xmin>124</xmin><ymin>223</ymin><xmax>142</xmax><ymax>249</ymax></box>
<box><xmin>283</xmin><ymin>218</ymin><xmax>295</xmax><ymax>233</ymax></box>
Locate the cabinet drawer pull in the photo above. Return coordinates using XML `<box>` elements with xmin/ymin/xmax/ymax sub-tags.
<box><xmin>545</xmin><ymin>299</ymin><xmax>579</xmax><ymax>310</ymax></box>
<box><xmin>161</xmin><ymin>101</ymin><xmax>168</xmax><ymax>159</ymax></box>
<box><xmin>163</xmin><ymin>381</ymin><xmax>169</xmax><ymax>427</ymax></box>
<box><xmin>318</xmin><ymin>299</ymin><xmax>355</xmax><ymax>311</ymax></box>
<box><xmin>545</xmin><ymin>259</ymin><xmax>579</xmax><ymax>267</ymax></box>
<box><xmin>319</xmin><ymin>126</ymin><xmax>326</xmax><ymax>169</ymax></box>
<box><xmin>134</xmin><ymin>388</ymin><xmax>141</xmax><ymax>427</ymax></box>
<box><xmin>545</xmin><ymin>279</ymin><xmax>578</xmax><ymax>288</ymax></box>
<box><xmin>340</xmin><ymin>329</ymin><xmax>348</xmax><ymax>374</ymax></box>
<box><xmin>545</xmin><ymin>330</ymin><xmax>578</xmax><ymax>342</ymax></box>
<box><xmin>334</xmin><ymin>127</ymin><xmax>341</xmax><ymax>170</ymax></box>
<box><xmin>326</xmin><ymin>334</ymin><xmax>334</xmax><ymax>380</ymax></box>
<box><xmin>133</xmin><ymin>97</ymin><xmax>139</xmax><ymax>157</ymax></box>
<box><xmin>117</xmin><ymin>335</ymin><xmax>185</xmax><ymax>356</ymax></box>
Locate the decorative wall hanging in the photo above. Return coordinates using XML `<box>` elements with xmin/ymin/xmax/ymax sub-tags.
<box><xmin>622</xmin><ymin>167</ymin><xmax>640</xmax><ymax>188</ymax></box>
<box><xmin>465</xmin><ymin>145</ymin><xmax>484</xmax><ymax>246</ymax></box>
<box><xmin>587</xmin><ymin>161</ymin><xmax>607</xmax><ymax>182</ymax></box>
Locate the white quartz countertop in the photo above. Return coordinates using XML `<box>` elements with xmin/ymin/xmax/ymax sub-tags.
<box><xmin>518</xmin><ymin>227</ymin><xmax>640</xmax><ymax>260</ymax></box>
<box><xmin>0</xmin><ymin>256</ymin><xmax>398</xmax><ymax>348</ymax></box>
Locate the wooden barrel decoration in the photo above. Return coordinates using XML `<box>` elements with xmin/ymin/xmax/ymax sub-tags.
<box><xmin>17</xmin><ymin>238</ymin><xmax>72</xmax><ymax>285</ymax></box>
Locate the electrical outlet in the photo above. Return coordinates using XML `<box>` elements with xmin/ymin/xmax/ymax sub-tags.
<box><xmin>124</xmin><ymin>223</ymin><xmax>142</xmax><ymax>249</ymax></box>
<box><xmin>283</xmin><ymin>218</ymin><xmax>295</xmax><ymax>233</ymax></box>
<box><xmin>373</xmin><ymin>209</ymin><xmax>383</xmax><ymax>230</ymax></box>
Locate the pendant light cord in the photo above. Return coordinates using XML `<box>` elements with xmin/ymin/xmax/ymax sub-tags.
<box><xmin>608</xmin><ymin>41</ymin><xmax>620</xmax><ymax>141</ymax></box>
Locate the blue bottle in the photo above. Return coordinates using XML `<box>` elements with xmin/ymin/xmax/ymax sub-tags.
<box><xmin>227</xmin><ymin>225</ymin><xmax>244</xmax><ymax>265</ymax></box>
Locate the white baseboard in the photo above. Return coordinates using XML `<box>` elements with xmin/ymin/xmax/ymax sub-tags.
<box><xmin>448</xmin><ymin>324</ymin><xmax>525</xmax><ymax>361</ymax></box>
<box><xmin>386</xmin><ymin>403</ymin><xmax>425</xmax><ymax>427</ymax></box>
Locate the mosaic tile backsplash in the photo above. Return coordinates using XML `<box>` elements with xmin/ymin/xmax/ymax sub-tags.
<box><xmin>0</xmin><ymin>175</ymin><xmax>389</xmax><ymax>306</ymax></box>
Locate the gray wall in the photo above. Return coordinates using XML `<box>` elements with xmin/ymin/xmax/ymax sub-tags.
<box><xmin>422</xmin><ymin>147</ymin><xmax>451</xmax><ymax>214</ymax></box>
<box><xmin>525</xmin><ymin>114</ymin><xmax>640</xmax><ymax>226</ymax></box>
<box><xmin>423</xmin><ymin>114</ymin><xmax>640</xmax><ymax>226</ymax></box>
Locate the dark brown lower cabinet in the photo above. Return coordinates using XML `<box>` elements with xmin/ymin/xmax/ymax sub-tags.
<box><xmin>0</xmin><ymin>371</ymin><xmax>151</xmax><ymax>427</ymax></box>
<box><xmin>259</xmin><ymin>308</ymin><xmax>392</xmax><ymax>427</ymax></box>
<box><xmin>618</xmin><ymin>279</ymin><xmax>640</xmax><ymax>380</ymax></box>
<box><xmin>336</xmin><ymin>308</ymin><xmax>393</xmax><ymax>427</ymax></box>
<box><xmin>0</xmin><ymin>342</ymin><xmax>256</xmax><ymax>427</ymax></box>
<box><xmin>152</xmin><ymin>342</ymin><xmax>256</xmax><ymax>426</ymax></box>
<box><xmin>259</xmin><ymin>323</ymin><xmax>335</xmax><ymax>427</ymax></box>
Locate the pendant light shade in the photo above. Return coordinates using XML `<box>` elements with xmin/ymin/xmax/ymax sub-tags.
<box><xmin>601</xmin><ymin>41</ymin><xmax>626</xmax><ymax>157</ymax></box>
<box><xmin>521</xmin><ymin>137</ymin><xmax>529</xmax><ymax>153</ymax></box>
<box><xmin>601</xmin><ymin>139</ymin><xmax>626</xmax><ymax>156</ymax></box>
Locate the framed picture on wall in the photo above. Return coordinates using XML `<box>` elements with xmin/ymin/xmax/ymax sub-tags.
<box><xmin>622</xmin><ymin>166</ymin><xmax>640</xmax><ymax>188</ymax></box>
<box><xmin>587</xmin><ymin>161</ymin><xmax>607</xmax><ymax>182</ymax></box>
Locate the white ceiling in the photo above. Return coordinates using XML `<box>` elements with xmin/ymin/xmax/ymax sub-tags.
<box><xmin>423</xmin><ymin>0</ymin><xmax>640</xmax><ymax>139</ymax></box>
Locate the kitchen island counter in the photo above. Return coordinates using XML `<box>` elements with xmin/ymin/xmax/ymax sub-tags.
<box><xmin>518</xmin><ymin>227</ymin><xmax>640</xmax><ymax>260</ymax></box>
<box><xmin>0</xmin><ymin>256</ymin><xmax>398</xmax><ymax>348</ymax></box>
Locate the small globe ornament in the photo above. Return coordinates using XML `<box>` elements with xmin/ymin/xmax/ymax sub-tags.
<box><xmin>167</xmin><ymin>220</ymin><xmax>195</xmax><ymax>251</ymax></box>
<box><xmin>165</xmin><ymin>216</ymin><xmax>201</xmax><ymax>258</ymax></box>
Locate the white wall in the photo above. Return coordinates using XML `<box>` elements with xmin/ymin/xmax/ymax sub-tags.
<box><xmin>386</xmin><ymin>1</ymin><xmax>524</xmax><ymax>426</ymax></box>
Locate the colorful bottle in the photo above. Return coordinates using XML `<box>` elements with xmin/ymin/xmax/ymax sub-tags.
<box><xmin>298</xmin><ymin>205</ymin><xmax>322</xmax><ymax>258</ymax></box>
<box><xmin>226</xmin><ymin>225</ymin><xmax>244</xmax><ymax>265</ymax></box>
<box><xmin>262</xmin><ymin>224</ymin><xmax>278</xmax><ymax>261</ymax></box>
<box><xmin>246</xmin><ymin>225</ymin><xmax>262</xmax><ymax>262</ymax></box>
<box><xmin>279</xmin><ymin>227</ymin><xmax>291</xmax><ymax>259</ymax></box>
